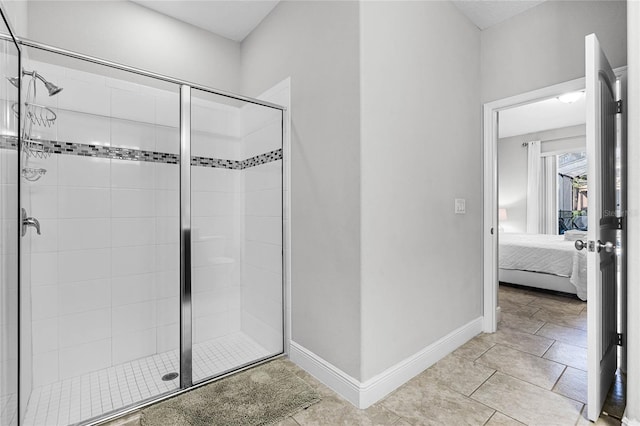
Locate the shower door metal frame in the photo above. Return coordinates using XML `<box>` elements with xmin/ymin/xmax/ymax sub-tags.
<box><xmin>0</xmin><ymin>31</ymin><xmax>288</xmax><ymax>426</ymax></box>
<box><xmin>12</xmin><ymin>36</ymin><xmax>284</xmax><ymax>111</ymax></box>
<box><xmin>0</xmin><ymin>4</ymin><xmax>22</xmax><ymax>426</ymax></box>
<box><xmin>179</xmin><ymin>85</ymin><xmax>193</xmax><ymax>389</ymax></box>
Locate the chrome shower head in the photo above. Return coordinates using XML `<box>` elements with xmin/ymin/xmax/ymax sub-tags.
<box><xmin>6</xmin><ymin>76</ymin><xmax>19</xmax><ymax>88</ymax></box>
<box><xmin>43</xmin><ymin>80</ymin><xmax>62</xmax><ymax>96</ymax></box>
<box><xmin>21</xmin><ymin>69</ymin><xmax>63</xmax><ymax>96</ymax></box>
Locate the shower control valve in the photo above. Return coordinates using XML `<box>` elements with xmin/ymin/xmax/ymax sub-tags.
<box><xmin>21</xmin><ymin>208</ymin><xmax>41</xmax><ymax>236</ymax></box>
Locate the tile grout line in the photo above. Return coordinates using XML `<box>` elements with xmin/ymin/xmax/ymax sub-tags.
<box><xmin>574</xmin><ymin>404</ymin><xmax>589</xmax><ymax>426</ymax></box>
<box><xmin>540</xmin><ymin>339</ymin><xmax>556</xmax><ymax>359</ymax></box>
<box><xmin>550</xmin><ymin>364</ymin><xmax>569</xmax><ymax>391</ymax></box>
<box><xmin>480</xmin><ymin>411</ymin><xmax>500</xmax><ymax>426</ymax></box>
<box><xmin>469</xmin><ymin>369</ymin><xmax>498</xmax><ymax>399</ymax></box>
<box><xmin>473</xmin><ymin>343</ymin><xmax>496</xmax><ymax>361</ymax></box>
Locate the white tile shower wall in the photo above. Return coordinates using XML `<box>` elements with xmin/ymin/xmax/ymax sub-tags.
<box><xmin>0</xmin><ymin>147</ymin><xmax>20</xmax><ymax>424</ymax></box>
<box><xmin>240</xmin><ymin>100</ymin><xmax>284</xmax><ymax>354</ymax></box>
<box><xmin>27</xmin><ymin>153</ymin><xmax>183</xmax><ymax>386</ymax></box>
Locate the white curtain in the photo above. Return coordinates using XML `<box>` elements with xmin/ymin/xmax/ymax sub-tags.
<box><xmin>526</xmin><ymin>141</ymin><xmax>558</xmax><ymax>234</ymax></box>
<box><xmin>540</xmin><ymin>156</ymin><xmax>557</xmax><ymax>234</ymax></box>
<box><xmin>526</xmin><ymin>141</ymin><xmax>541</xmax><ymax>233</ymax></box>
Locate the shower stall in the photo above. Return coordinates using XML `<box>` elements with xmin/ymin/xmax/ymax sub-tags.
<box><xmin>0</xmin><ymin>10</ymin><xmax>286</xmax><ymax>426</ymax></box>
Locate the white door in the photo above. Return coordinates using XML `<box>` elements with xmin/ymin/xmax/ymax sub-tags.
<box><xmin>584</xmin><ymin>33</ymin><xmax>622</xmax><ymax>422</ymax></box>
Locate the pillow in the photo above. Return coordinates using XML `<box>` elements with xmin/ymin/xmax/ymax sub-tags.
<box><xmin>564</xmin><ymin>230</ymin><xmax>588</xmax><ymax>241</ymax></box>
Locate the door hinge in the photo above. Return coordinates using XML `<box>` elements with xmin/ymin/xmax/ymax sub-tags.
<box><xmin>616</xmin><ymin>100</ymin><xmax>623</xmax><ymax>114</ymax></box>
<box><xmin>616</xmin><ymin>216</ymin><xmax>624</xmax><ymax>230</ymax></box>
<box><xmin>617</xmin><ymin>333</ymin><xmax>624</xmax><ymax>346</ymax></box>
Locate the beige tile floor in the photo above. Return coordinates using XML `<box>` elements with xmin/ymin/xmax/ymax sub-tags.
<box><xmin>106</xmin><ymin>284</ymin><xmax>625</xmax><ymax>426</ymax></box>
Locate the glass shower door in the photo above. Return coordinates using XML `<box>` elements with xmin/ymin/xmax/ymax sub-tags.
<box><xmin>0</xmin><ymin>16</ymin><xmax>20</xmax><ymax>426</ymax></box>
<box><xmin>18</xmin><ymin>48</ymin><xmax>182</xmax><ymax>426</ymax></box>
<box><xmin>189</xmin><ymin>88</ymin><xmax>283</xmax><ymax>383</ymax></box>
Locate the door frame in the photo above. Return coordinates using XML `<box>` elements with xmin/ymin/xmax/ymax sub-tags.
<box><xmin>482</xmin><ymin>68</ymin><xmax>627</xmax><ymax>333</ymax></box>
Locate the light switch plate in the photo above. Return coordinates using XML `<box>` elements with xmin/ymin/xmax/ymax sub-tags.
<box><xmin>455</xmin><ymin>198</ymin><xmax>466</xmax><ymax>214</ymax></box>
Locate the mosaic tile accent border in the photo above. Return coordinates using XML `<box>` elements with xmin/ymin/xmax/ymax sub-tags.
<box><xmin>0</xmin><ymin>136</ymin><xmax>282</xmax><ymax>170</ymax></box>
<box><xmin>243</xmin><ymin>149</ymin><xmax>283</xmax><ymax>168</ymax></box>
<box><xmin>191</xmin><ymin>149</ymin><xmax>283</xmax><ymax>169</ymax></box>
<box><xmin>191</xmin><ymin>156</ymin><xmax>242</xmax><ymax>170</ymax></box>
<box><xmin>0</xmin><ymin>135</ymin><xmax>17</xmax><ymax>150</ymax></box>
<box><xmin>37</xmin><ymin>138</ymin><xmax>180</xmax><ymax>164</ymax></box>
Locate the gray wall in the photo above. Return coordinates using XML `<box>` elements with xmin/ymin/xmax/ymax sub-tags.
<box><xmin>482</xmin><ymin>0</ymin><xmax>627</xmax><ymax>103</ymax></box>
<box><xmin>359</xmin><ymin>0</ymin><xmax>481</xmax><ymax>380</ymax></box>
<box><xmin>498</xmin><ymin>125</ymin><xmax>586</xmax><ymax>234</ymax></box>
<box><xmin>26</xmin><ymin>1</ymin><xmax>241</xmax><ymax>92</ymax></box>
<box><xmin>241</xmin><ymin>1</ymin><xmax>363</xmax><ymax>379</ymax></box>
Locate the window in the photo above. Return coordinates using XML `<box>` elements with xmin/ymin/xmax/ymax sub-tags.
<box><xmin>558</xmin><ymin>152</ymin><xmax>587</xmax><ymax>234</ymax></box>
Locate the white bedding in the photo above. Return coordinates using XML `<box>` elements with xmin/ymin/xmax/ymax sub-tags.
<box><xmin>499</xmin><ymin>233</ymin><xmax>587</xmax><ymax>300</ymax></box>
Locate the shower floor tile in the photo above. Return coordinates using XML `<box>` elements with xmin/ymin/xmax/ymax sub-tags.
<box><xmin>23</xmin><ymin>332</ymin><xmax>271</xmax><ymax>426</ymax></box>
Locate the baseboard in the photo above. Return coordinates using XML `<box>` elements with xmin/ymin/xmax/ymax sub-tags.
<box><xmin>358</xmin><ymin>316</ymin><xmax>483</xmax><ymax>408</ymax></box>
<box><xmin>623</xmin><ymin>409</ymin><xmax>640</xmax><ymax>426</ymax></box>
<box><xmin>288</xmin><ymin>341</ymin><xmax>361</xmax><ymax>407</ymax></box>
<box><xmin>289</xmin><ymin>316</ymin><xmax>483</xmax><ymax>409</ymax></box>
<box><xmin>496</xmin><ymin>306</ymin><xmax>502</xmax><ymax>323</ymax></box>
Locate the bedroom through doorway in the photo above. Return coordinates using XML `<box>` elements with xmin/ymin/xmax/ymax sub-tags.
<box><xmin>494</xmin><ymin>90</ymin><xmax>593</xmax><ymax>410</ymax></box>
<box><xmin>497</xmin><ymin>93</ymin><xmax>589</xmax><ymax>299</ymax></box>
<box><xmin>483</xmin><ymin>36</ymin><xmax>628</xmax><ymax>423</ymax></box>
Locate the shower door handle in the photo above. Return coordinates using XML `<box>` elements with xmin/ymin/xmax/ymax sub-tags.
<box><xmin>21</xmin><ymin>208</ymin><xmax>41</xmax><ymax>236</ymax></box>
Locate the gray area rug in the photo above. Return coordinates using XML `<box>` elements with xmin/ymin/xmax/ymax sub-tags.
<box><xmin>141</xmin><ymin>359</ymin><xmax>321</xmax><ymax>426</ymax></box>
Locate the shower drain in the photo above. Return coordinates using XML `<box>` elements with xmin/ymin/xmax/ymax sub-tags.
<box><xmin>162</xmin><ymin>372</ymin><xmax>179</xmax><ymax>381</ymax></box>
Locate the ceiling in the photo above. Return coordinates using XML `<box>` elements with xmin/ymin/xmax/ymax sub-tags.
<box><xmin>451</xmin><ymin>0</ymin><xmax>546</xmax><ymax>30</ymax></box>
<box><xmin>131</xmin><ymin>0</ymin><xmax>280</xmax><ymax>42</ymax></box>
<box><xmin>130</xmin><ymin>0</ymin><xmax>569</xmax><ymax>137</ymax></box>
<box><xmin>498</xmin><ymin>93</ymin><xmax>586</xmax><ymax>139</ymax></box>
<box><xmin>132</xmin><ymin>0</ymin><xmax>549</xmax><ymax>43</ymax></box>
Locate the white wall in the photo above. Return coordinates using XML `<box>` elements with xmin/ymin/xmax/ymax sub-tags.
<box><xmin>25</xmin><ymin>1</ymin><xmax>241</xmax><ymax>92</ymax></box>
<box><xmin>241</xmin><ymin>1</ymin><xmax>362</xmax><ymax>379</ymax></box>
<box><xmin>498</xmin><ymin>137</ymin><xmax>527</xmax><ymax>234</ymax></box>
<box><xmin>498</xmin><ymin>125</ymin><xmax>586</xmax><ymax>234</ymax></box>
<box><xmin>359</xmin><ymin>0</ymin><xmax>481</xmax><ymax>381</ymax></box>
<box><xmin>481</xmin><ymin>0</ymin><xmax>627</xmax><ymax>103</ymax></box>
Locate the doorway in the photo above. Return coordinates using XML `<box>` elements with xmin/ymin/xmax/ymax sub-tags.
<box><xmin>482</xmin><ymin>66</ymin><xmax>627</xmax><ymax>421</ymax></box>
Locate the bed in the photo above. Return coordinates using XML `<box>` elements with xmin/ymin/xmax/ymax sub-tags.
<box><xmin>498</xmin><ymin>233</ymin><xmax>587</xmax><ymax>300</ymax></box>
